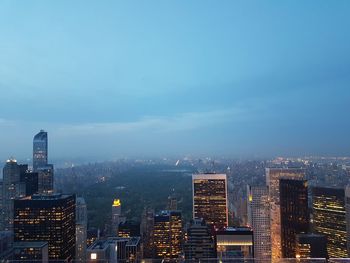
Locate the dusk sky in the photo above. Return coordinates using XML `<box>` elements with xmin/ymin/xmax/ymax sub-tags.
<box><xmin>0</xmin><ymin>1</ymin><xmax>349</xmax><ymax>160</ymax></box>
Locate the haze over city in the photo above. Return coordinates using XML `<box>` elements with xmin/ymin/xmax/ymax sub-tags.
<box><xmin>0</xmin><ymin>1</ymin><xmax>350</xmax><ymax>160</ymax></box>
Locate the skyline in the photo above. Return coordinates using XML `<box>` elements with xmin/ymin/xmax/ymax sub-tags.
<box><xmin>1</xmin><ymin>1</ymin><xmax>350</xmax><ymax>160</ymax></box>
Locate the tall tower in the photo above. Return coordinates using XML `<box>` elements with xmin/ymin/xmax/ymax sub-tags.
<box><xmin>266</xmin><ymin>168</ymin><xmax>305</xmax><ymax>260</ymax></box>
<box><xmin>312</xmin><ymin>186</ymin><xmax>347</xmax><ymax>258</ymax></box>
<box><xmin>112</xmin><ymin>199</ymin><xmax>122</xmax><ymax>236</ymax></box>
<box><xmin>153</xmin><ymin>210</ymin><xmax>182</xmax><ymax>258</ymax></box>
<box><xmin>346</xmin><ymin>185</ymin><xmax>350</xmax><ymax>257</ymax></box>
<box><xmin>33</xmin><ymin>130</ymin><xmax>48</xmax><ymax>171</ymax></box>
<box><xmin>13</xmin><ymin>194</ymin><xmax>76</xmax><ymax>261</ymax></box>
<box><xmin>76</xmin><ymin>197</ymin><xmax>87</xmax><ymax>262</ymax></box>
<box><xmin>247</xmin><ymin>185</ymin><xmax>271</xmax><ymax>261</ymax></box>
<box><xmin>1</xmin><ymin>159</ymin><xmax>26</xmax><ymax>231</ymax></box>
<box><xmin>280</xmin><ymin>179</ymin><xmax>309</xmax><ymax>258</ymax></box>
<box><xmin>192</xmin><ymin>173</ymin><xmax>228</xmax><ymax>229</ymax></box>
<box><xmin>33</xmin><ymin>130</ymin><xmax>54</xmax><ymax>193</ymax></box>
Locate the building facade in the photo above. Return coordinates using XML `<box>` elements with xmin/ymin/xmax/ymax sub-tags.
<box><xmin>13</xmin><ymin>194</ymin><xmax>76</xmax><ymax>261</ymax></box>
<box><xmin>312</xmin><ymin>186</ymin><xmax>347</xmax><ymax>258</ymax></box>
<box><xmin>247</xmin><ymin>185</ymin><xmax>271</xmax><ymax>261</ymax></box>
<box><xmin>280</xmin><ymin>179</ymin><xmax>309</xmax><ymax>258</ymax></box>
<box><xmin>266</xmin><ymin>168</ymin><xmax>305</xmax><ymax>259</ymax></box>
<box><xmin>192</xmin><ymin>173</ymin><xmax>228</xmax><ymax>229</ymax></box>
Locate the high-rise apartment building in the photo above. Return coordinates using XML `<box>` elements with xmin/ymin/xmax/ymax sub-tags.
<box><xmin>346</xmin><ymin>185</ymin><xmax>350</xmax><ymax>257</ymax></box>
<box><xmin>184</xmin><ymin>218</ymin><xmax>216</xmax><ymax>260</ymax></box>
<box><xmin>141</xmin><ymin>207</ymin><xmax>154</xmax><ymax>259</ymax></box>
<box><xmin>312</xmin><ymin>186</ymin><xmax>347</xmax><ymax>258</ymax></box>
<box><xmin>112</xmin><ymin>198</ymin><xmax>122</xmax><ymax>236</ymax></box>
<box><xmin>280</xmin><ymin>179</ymin><xmax>309</xmax><ymax>258</ymax></box>
<box><xmin>266</xmin><ymin>168</ymin><xmax>305</xmax><ymax>259</ymax></box>
<box><xmin>192</xmin><ymin>173</ymin><xmax>228</xmax><ymax>229</ymax></box>
<box><xmin>13</xmin><ymin>194</ymin><xmax>76</xmax><ymax>261</ymax></box>
<box><xmin>247</xmin><ymin>185</ymin><xmax>271</xmax><ymax>261</ymax></box>
<box><xmin>153</xmin><ymin>210</ymin><xmax>182</xmax><ymax>259</ymax></box>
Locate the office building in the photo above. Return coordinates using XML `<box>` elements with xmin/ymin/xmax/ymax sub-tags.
<box><xmin>153</xmin><ymin>210</ymin><xmax>182</xmax><ymax>258</ymax></box>
<box><xmin>247</xmin><ymin>185</ymin><xmax>271</xmax><ymax>261</ymax></box>
<box><xmin>140</xmin><ymin>207</ymin><xmax>154</xmax><ymax>258</ymax></box>
<box><xmin>118</xmin><ymin>220</ymin><xmax>140</xmax><ymax>238</ymax></box>
<box><xmin>13</xmin><ymin>241</ymin><xmax>48</xmax><ymax>262</ymax></box>
<box><xmin>184</xmin><ymin>218</ymin><xmax>216</xmax><ymax>260</ymax></box>
<box><xmin>76</xmin><ymin>197</ymin><xmax>87</xmax><ymax>262</ymax></box>
<box><xmin>312</xmin><ymin>186</ymin><xmax>347</xmax><ymax>258</ymax></box>
<box><xmin>215</xmin><ymin>227</ymin><xmax>254</xmax><ymax>259</ymax></box>
<box><xmin>37</xmin><ymin>165</ymin><xmax>54</xmax><ymax>194</ymax></box>
<box><xmin>280</xmin><ymin>179</ymin><xmax>309</xmax><ymax>258</ymax></box>
<box><xmin>14</xmin><ymin>194</ymin><xmax>76</xmax><ymax>261</ymax></box>
<box><xmin>1</xmin><ymin>159</ymin><xmax>27</xmax><ymax>231</ymax></box>
<box><xmin>266</xmin><ymin>168</ymin><xmax>305</xmax><ymax>259</ymax></box>
<box><xmin>346</xmin><ymin>185</ymin><xmax>350</xmax><ymax>257</ymax></box>
<box><xmin>296</xmin><ymin>234</ymin><xmax>328</xmax><ymax>258</ymax></box>
<box><xmin>192</xmin><ymin>173</ymin><xmax>228</xmax><ymax>229</ymax></box>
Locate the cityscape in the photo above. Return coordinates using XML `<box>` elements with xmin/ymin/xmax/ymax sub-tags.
<box><xmin>1</xmin><ymin>131</ymin><xmax>350</xmax><ymax>262</ymax></box>
<box><xmin>1</xmin><ymin>1</ymin><xmax>350</xmax><ymax>262</ymax></box>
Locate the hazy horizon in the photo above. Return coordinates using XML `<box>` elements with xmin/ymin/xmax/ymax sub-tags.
<box><xmin>1</xmin><ymin>1</ymin><xmax>350</xmax><ymax>160</ymax></box>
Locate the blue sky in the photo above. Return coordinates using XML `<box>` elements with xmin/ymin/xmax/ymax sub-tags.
<box><xmin>0</xmin><ymin>1</ymin><xmax>349</xmax><ymax>160</ymax></box>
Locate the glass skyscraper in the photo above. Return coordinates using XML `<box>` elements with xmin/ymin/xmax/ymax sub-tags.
<box><xmin>33</xmin><ymin>130</ymin><xmax>48</xmax><ymax>171</ymax></box>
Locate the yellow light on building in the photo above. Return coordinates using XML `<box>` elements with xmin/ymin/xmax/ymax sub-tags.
<box><xmin>112</xmin><ymin>199</ymin><xmax>121</xmax><ymax>207</ymax></box>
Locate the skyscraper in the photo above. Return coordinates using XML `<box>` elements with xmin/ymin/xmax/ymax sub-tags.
<box><xmin>153</xmin><ymin>210</ymin><xmax>182</xmax><ymax>259</ymax></box>
<box><xmin>266</xmin><ymin>168</ymin><xmax>305</xmax><ymax>259</ymax></box>
<box><xmin>192</xmin><ymin>173</ymin><xmax>228</xmax><ymax>229</ymax></box>
<box><xmin>312</xmin><ymin>186</ymin><xmax>347</xmax><ymax>258</ymax></box>
<box><xmin>76</xmin><ymin>197</ymin><xmax>87</xmax><ymax>262</ymax></box>
<box><xmin>184</xmin><ymin>218</ymin><xmax>216</xmax><ymax>260</ymax></box>
<box><xmin>111</xmin><ymin>198</ymin><xmax>122</xmax><ymax>236</ymax></box>
<box><xmin>346</xmin><ymin>185</ymin><xmax>350</xmax><ymax>257</ymax></box>
<box><xmin>33</xmin><ymin>130</ymin><xmax>54</xmax><ymax>193</ymax></box>
<box><xmin>13</xmin><ymin>194</ymin><xmax>76</xmax><ymax>261</ymax></box>
<box><xmin>33</xmin><ymin>130</ymin><xmax>48</xmax><ymax>171</ymax></box>
<box><xmin>247</xmin><ymin>185</ymin><xmax>271</xmax><ymax>261</ymax></box>
<box><xmin>140</xmin><ymin>207</ymin><xmax>154</xmax><ymax>259</ymax></box>
<box><xmin>295</xmin><ymin>234</ymin><xmax>328</xmax><ymax>258</ymax></box>
<box><xmin>280</xmin><ymin>179</ymin><xmax>309</xmax><ymax>258</ymax></box>
<box><xmin>1</xmin><ymin>159</ymin><xmax>26</xmax><ymax>231</ymax></box>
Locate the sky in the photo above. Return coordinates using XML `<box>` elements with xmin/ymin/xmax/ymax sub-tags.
<box><xmin>0</xmin><ymin>0</ymin><xmax>349</xmax><ymax>161</ymax></box>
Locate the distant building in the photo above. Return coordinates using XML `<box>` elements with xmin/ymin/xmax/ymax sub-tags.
<box><xmin>1</xmin><ymin>159</ymin><xmax>27</xmax><ymax>231</ymax></box>
<box><xmin>33</xmin><ymin>130</ymin><xmax>54</xmax><ymax>193</ymax></box>
<box><xmin>167</xmin><ymin>193</ymin><xmax>178</xmax><ymax>211</ymax></box>
<box><xmin>184</xmin><ymin>218</ymin><xmax>216</xmax><ymax>260</ymax></box>
<box><xmin>14</xmin><ymin>194</ymin><xmax>76</xmax><ymax>261</ymax></box>
<box><xmin>296</xmin><ymin>234</ymin><xmax>328</xmax><ymax>258</ymax></box>
<box><xmin>76</xmin><ymin>197</ymin><xmax>87</xmax><ymax>262</ymax></box>
<box><xmin>13</xmin><ymin>241</ymin><xmax>48</xmax><ymax>263</ymax></box>
<box><xmin>266</xmin><ymin>168</ymin><xmax>305</xmax><ymax>259</ymax></box>
<box><xmin>280</xmin><ymin>179</ymin><xmax>309</xmax><ymax>258</ymax></box>
<box><xmin>192</xmin><ymin>173</ymin><xmax>228</xmax><ymax>229</ymax></box>
<box><xmin>33</xmin><ymin>130</ymin><xmax>48</xmax><ymax>171</ymax></box>
<box><xmin>312</xmin><ymin>186</ymin><xmax>347</xmax><ymax>258</ymax></box>
<box><xmin>247</xmin><ymin>185</ymin><xmax>271</xmax><ymax>261</ymax></box>
<box><xmin>215</xmin><ymin>227</ymin><xmax>254</xmax><ymax>259</ymax></box>
<box><xmin>153</xmin><ymin>210</ymin><xmax>182</xmax><ymax>258</ymax></box>
<box><xmin>111</xmin><ymin>198</ymin><xmax>122</xmax><ymax>236</ymax></box>
<box><xmin>118</xmin><ymin>220</ymin><xmax>140</xmax><ymax>238</ymax></box>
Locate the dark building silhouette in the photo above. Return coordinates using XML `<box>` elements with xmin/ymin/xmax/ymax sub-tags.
<box><xmin>296</xmin><ymin>233</ymin><xmax>328</xmax><ymax>258</ymax></box>
<box><xmin>184</xmin><ymin>218</ymin><xmax>216</xmax><ymax>260</ymax></box>
<box><xmin>13</xmin><ymin>194</ymin><xmax>76</xmax><ymax>261</ymax></box>
<box><xmin>118</xmin><ymin>220</ymin><xmax>140</xmax><ymax>238</ymax></box>
<box><xmin>312</xmin><ymin>187</ymin><xmax>347</xmax><ymax>258</ymax></box>
<box><xmin>280</xmin><ymin>179</ymin><xmax>309</xmax><ymax>258</ymax></box>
